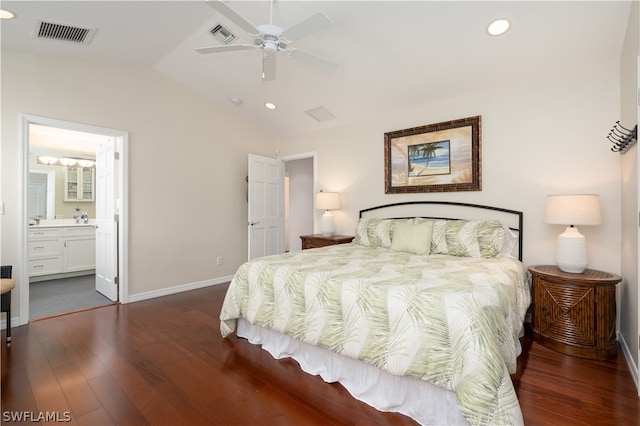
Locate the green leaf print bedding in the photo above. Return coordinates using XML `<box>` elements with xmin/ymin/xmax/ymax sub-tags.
<box><xmin>220</xmin><ymin>243</ymin><xmax>531</xmax><ymax>425</ymax></box>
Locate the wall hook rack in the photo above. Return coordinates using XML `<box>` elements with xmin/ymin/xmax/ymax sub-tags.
<box><xmin>608</xmin><ymin>121</ymin><xmax>637</xmax><ymax>154</ymax></box>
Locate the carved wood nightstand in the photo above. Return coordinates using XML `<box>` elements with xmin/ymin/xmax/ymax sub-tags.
<box><xmin>300</xmin><ymin>234</ymin><xmax>354</xmax><ymax>250</ymax></box>
<box><xmin>528</xmin><ymin>265</ymin><xmax>621</xmax><ymax>360</ymax></box>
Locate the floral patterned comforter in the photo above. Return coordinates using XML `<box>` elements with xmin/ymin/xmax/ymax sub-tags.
<box><xmin>220</xmin><ymin>243</ymin><xmax>530</xmax><ymax>425</ymax></box>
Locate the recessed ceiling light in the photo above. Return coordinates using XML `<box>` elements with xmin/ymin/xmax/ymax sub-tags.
<box><xmin>265</xmin><ymin>102</ymin><xmax>277</xmax><ymax>110</ymax></box>
<box><xmin>230</xmin><ymin>97</ymin><xmax>243</xmax><ymax>106</ymax></box>
<box><xmin>0</xmin><ymin>9</ymin><xmax>15</xmax><ymax>19</ymax></box>
<box><xmin>487</xmin><ymin>18</ymin><xmax>510</xmax><ymax>36</ymax></box>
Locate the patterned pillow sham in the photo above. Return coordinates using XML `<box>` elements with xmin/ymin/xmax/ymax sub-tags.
<box><xmin>353</xmin><ymin>218</ymin><xmax>414</xmax><ymax>248</ymax></box>
<box><xmin>443</xmin><ymin>220</ymin><xmax>482</xmax><ymax>257</ymax></box>
<box><xmin>477</xmin><ymin>220</ymin><xmax>508</xmax><ymax>258</ymax></box>
<box><xmin>431</xmin><ymin>219</ymin><xmax>508</xmax><ymax>258</ymax></box>
<box><xmin>356</xmin><ymin>217</ymin><xmax>509</xmax><ymax>258</ymax></box>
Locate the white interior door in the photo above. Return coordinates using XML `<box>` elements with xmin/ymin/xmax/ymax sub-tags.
<box><xmin>248</xmin><ymin>154</ymin><xmax>284</xmax><ymax>260</ymax></box>
<box><xmin>95</xmin><ymin>138</ymin><xmax>118</xmax><ymax>301</ymax></box>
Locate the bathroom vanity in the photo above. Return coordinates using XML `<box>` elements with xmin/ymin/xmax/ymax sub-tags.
<box><xmin>28</xmin><ymin>221</ymin><xmax>96</xmax><ymax>281</ymax></box>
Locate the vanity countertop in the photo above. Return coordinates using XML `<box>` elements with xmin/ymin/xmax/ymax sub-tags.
<box><xmin>29</xmin><ymin>219</ymin><xmax>96</xmax><ymax>228</ymax></box>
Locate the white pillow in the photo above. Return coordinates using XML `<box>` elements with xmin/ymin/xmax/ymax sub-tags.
<box><xmin>390</xmin><ymin>221</ymin><xmax>434</xmax><ymax>255</ymax></box>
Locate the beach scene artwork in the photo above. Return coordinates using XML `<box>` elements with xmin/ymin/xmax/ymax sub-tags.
<box><xmin>408</xmin><ymin>140</ymin><xmax>451</xmax><ymax>177</ymax></box>
<box><xmin>390</xmin><ymin>124</ymin><xmax>473</xmax><ymax>187</ymax></box>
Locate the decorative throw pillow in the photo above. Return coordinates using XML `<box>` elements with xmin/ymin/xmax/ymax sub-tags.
<box><xmin>390</xmin><ymin>221</ymin><xmax>434</xmax><ymax>255</ymax></box>
<box><xmin>353</xmin><ymin>218</ymin><xmax>373</xmax><ymax>247</ymax></box>
<box><xmin>354</xmin><ymin>218</ymin><xmax>417</xmax><ymax>248</ymax></box>
<box><xmin>430</xmin><ymin>220</ymin><xmax>449</xmax><ymax>254</ymax></box>
<box><xmin>501</xmin><ymin>226</ymin><xmax>519</xmax><ymax>258</ymax></box>
<box><xmin>476</xmin><ymin>220</ymin><xmax>507</xmax><ymax>258</ymax></box>
<box><xmin>444</xmin><ymin>220</ymin><xmax>481</xmax><ymax>257</ymax></box>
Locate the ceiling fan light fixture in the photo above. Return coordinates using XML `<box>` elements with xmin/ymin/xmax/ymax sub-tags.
<box><xmin>264</xmin><ymin>41</ymin><xmax>278</xmax><ymax>56</ymax></box>
<box><xmin>487</xmin><ymin>18</ymin><xmax>510</xmax><ymax>36</ymax></box>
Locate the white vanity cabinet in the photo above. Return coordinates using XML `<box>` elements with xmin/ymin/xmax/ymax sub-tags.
<box><xmin>64</xmin><ymin>166</ymin><xmax>95</xmax><ymax>202</ymax></box>
<box><xmin>28</xmin><ymin>225</ymin><xmax>96</xmax><ymax>278</ymax></box>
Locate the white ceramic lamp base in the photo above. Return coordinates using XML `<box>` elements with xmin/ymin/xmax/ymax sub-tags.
<box><xmin>321</xmin><ymin>211</ymin><xmax>335</xmax><ymax>236</ymax></box>
<box><xmin>555</xmin><ymin>226</ymin><xmax>588</xmax><ymax>273</ymax></box>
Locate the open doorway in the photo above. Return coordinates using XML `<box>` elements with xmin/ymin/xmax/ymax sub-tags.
<box><xmin>283</xmin><ymin>153</ymin><xmax>316</xmax><ymax>252</ymax></box>
<box><xmin>21</xmin><ymin>115</ymin><xmax>127</xmax><ymax>322</ymax></box>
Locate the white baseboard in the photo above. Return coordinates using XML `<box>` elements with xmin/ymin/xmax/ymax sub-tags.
<box><xmin>126</xmin><ymin>275</ymin><xmax>233</xmax><ymax>304</ymax></box>
<box><xmin>618</xmin><ymin>331</ymin><xmax>639</xmax><ymax>395</ymax></box>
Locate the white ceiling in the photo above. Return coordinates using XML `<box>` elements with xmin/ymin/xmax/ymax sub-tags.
<box><xmin>1</xmin><ymin>1</ymin><xmax>632</xmax><ymax>138</ymax></box>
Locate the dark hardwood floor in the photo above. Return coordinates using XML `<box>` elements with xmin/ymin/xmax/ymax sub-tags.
<box><xmin>1</xmin><ymin>283</ymin><xmax>638</xmax><ymax>425</ymax></box>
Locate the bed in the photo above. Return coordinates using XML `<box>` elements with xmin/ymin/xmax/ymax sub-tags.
<box><xmin>220</xmin><ymin>201</ymin><xmax>530</xmax><ymax>425</ymax></box>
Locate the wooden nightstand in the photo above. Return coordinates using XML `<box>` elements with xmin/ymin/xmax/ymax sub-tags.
<box><xmin>300</xmin><ymin>234</ymin><xmax>354</xmax><ymax>250</ymax></box>
<box><xmin>528</xmin><ymin>265</ymin><xmax>621</xmax><ymax>361</ymax></box>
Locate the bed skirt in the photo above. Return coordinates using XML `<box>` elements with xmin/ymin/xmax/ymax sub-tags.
<box><xmin>237</xmin><ymin>318</ymin><xmax>469</xmax><ymax>425</ymax></box>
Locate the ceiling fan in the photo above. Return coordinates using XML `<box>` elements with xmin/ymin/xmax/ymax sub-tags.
<box><xmin>196</xmin><ymin>0</ymin><xmax>337</xmax><ymax>81</ymax></box>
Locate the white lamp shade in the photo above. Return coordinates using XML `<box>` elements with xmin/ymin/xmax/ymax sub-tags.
<box><xmin>544</xmin><ymin>194</ymin><xmax>601</xmax><ymax>226</ymax></box>
<box><xmin>316</xmin><ymin>192</ymin><xmax>340</xmax><ymax>211</ymax></box>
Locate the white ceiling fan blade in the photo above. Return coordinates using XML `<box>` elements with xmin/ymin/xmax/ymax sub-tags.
<box><xmin>206</xmin><ymin>1</ymin><xmax>259</xmax><ymax>35</ymax></box>
<box><xmin>195</xmin><ymin>44</ymin><xmax>255</xmax><ymax>54</ymax></box>
<box><xmin>289</xmin><ymin>49</ymin><xmax>337</xmax><ymax>72</ymax></box>
<box><xmin>284</xmin><ymin>13</ymin><xmax>332</xmax><ymax>42</ymax></box>
<box><xmin>262</xmin><ymin>53</ymin><xmax>276</xmax><ymax>81</ymax></box>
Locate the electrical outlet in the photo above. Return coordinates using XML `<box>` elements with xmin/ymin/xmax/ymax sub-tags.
<box><xmin>217</xmin><ymin>256</ymin><xmax>223</xmax><ymax>265</ymax></box>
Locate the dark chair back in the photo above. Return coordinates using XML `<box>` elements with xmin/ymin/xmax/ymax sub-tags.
<box><xmin>1</xmin><ymin>265</ymin><xmax>12</xmax><ymax>279</ymax></box>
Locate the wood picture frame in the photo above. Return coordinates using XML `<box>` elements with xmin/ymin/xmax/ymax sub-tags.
<box><xmin>384</xmin><ymin>116</ymin><xmax>481</xmax><ymax>193</ymax></box>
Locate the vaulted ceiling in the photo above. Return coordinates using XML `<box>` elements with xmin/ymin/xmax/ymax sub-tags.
<box><xmin>1</xmin><ymin>1</ymin><xmax>632</xmax><ymax>137</ymax></box>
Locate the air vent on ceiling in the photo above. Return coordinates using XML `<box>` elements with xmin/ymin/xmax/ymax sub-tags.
<box><xmin>33</xmin><ymin>19</ymin><xmax>97</xmax><ymax>44</ymax></box>
<box><xmin>305</xmin><ymin>106</ymin><xmax>337</xmax><ymax>122</ymax></box>
<box><xmin>209</xmin><ymin>23</ymin><xmax>235</xmax><ymax>45</ymax></box>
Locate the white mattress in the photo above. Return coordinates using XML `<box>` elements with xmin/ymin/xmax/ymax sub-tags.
<box><xmin>237</xmin><ymin>318</ymin><xmax>469</xmax><ymax>425</ymax></box>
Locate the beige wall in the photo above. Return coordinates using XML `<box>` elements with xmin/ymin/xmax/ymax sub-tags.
<box><xmin>1</xmin><ymin>51</ymin><xmax>277</xmax><ymax>321</ymax></box>
<box><xmin>280</xmin><ymin>60</ymin><xmax>621</xmax><ymax>274</ymax></box>
<box><xmin>620</xmin><ymin>1</ymin><xmax>639</xmax><ymax>386</ymax></box>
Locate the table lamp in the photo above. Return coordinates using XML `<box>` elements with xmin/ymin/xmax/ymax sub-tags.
<box><xmin>316</xmin><ymin>191</ymin><xmax>340</xmax><ymax>236</ymax></box>
<box><xmin>544</xmin><ymin>194</ymin><xmax>602</xmax><ymax>273</ymax></box>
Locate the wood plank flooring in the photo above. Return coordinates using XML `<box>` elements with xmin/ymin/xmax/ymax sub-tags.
<box><xmin>2</xmin><ymin>283</ymin><xmax>639</xmax><ymax>425</ymax></box>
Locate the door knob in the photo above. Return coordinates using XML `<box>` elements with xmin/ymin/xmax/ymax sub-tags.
<box><xmin>249</xmin><ymin>221</ymin><xmax>260</xmax><ymax>226</ymax></box>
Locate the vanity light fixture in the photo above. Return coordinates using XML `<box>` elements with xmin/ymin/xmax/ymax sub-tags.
<box><xmin>37</xmin><ymin>156</ymin><xmax>95</xmax><ymax>168</ymax></box>
<box><xmin>265</xmin><ymin>102</ymin><xmax>277</xmax><ymax>110</ymax></box>
<box><xmin>0</xmin><ymin>9</ymin><xmax>15</xmax><ymax>19</ymax></box>
<box><xmin>487</xmin><ymin>18</ymin><xmax>510</xmax><ymax>36</ymax></box>
<box><xmin>58</xmin><ymin>157</ymin><xmax>77</xmax><ymax>166</ymax></box>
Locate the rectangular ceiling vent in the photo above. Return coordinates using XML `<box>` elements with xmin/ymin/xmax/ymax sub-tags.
<box><xmin>209</xmin><ymin>23</ymin><xmax>235</xmax><ymax>45</ymax></box>
<box><xmin>33</xmin><ymin>19</ymin><xmax>97</xmax><ymax>44</ymax></box>
<box><xmin>305</xmin><ymin>106</ymin><xmax>337</xmax><ymax>122</ymax></box>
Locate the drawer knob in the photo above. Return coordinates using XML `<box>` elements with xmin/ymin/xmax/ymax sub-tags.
<box><xmin>541</xmin><ymin>305</ymin><xmax>550</xmax><ymax>316</ymax></box>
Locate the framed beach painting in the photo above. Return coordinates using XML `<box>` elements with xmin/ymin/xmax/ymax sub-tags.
<box><xmin>384</xmin><ymin>116</ymin><xmax>481</xmax><ymax>193</ymax></box>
